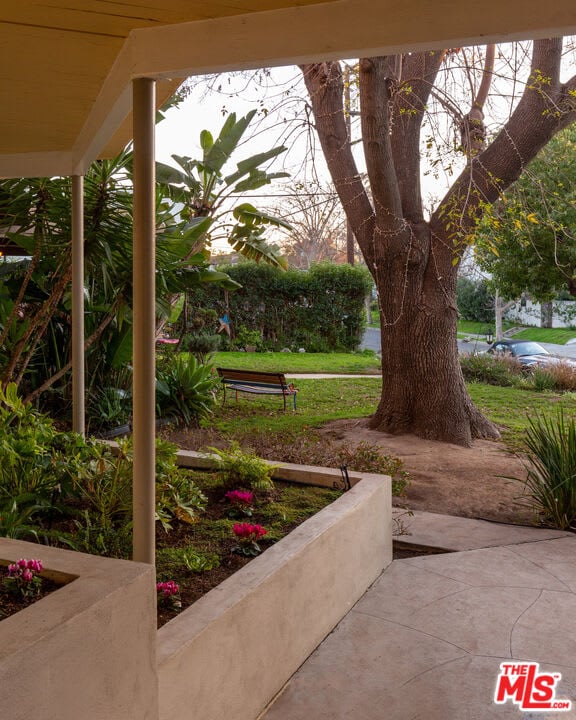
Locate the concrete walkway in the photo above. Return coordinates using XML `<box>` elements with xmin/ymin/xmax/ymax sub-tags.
<box><xmin>261</xmin><ymin>512</ymin><xmax>576</xmax><ymax>719</ymax></box>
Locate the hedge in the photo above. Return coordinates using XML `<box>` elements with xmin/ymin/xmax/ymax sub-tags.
<box><xmin>184</xmin><ymin>261</ymin><xmax>373</xmax><ymax>352</ymax></box>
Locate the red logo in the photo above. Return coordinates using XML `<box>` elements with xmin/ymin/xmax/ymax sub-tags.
<box><xmin>494</xmin><ymin>662</ymin><xmax>572</xmax><ymax>712</ymax></box>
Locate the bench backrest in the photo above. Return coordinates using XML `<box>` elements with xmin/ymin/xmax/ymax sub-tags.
<box><xmin>216</xmin><ymin>367</ymin><xmax>288</xmax><ymax>387</ymax></box>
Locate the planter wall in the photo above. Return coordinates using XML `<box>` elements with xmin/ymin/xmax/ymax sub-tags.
<box><xmin>0</xmin><ymin>540</ymin><xmax>157</xmax><ymax>720</ymax></box>
<box><xmin>157</xmin><ymin>471</ymin><xmax>391</xmax><ymax>720</ymax></box>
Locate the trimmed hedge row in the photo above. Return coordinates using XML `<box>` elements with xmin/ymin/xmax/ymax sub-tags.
<box><xmin>185</xmin><ymin>261</ymin><xmax>373</xmax><ymax>352</ymax></box>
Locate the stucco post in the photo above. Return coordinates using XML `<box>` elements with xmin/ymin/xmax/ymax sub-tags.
<box><xmin>132</xmin><ymin>77</ymin><xmax>156</xmax><ymax>565</ymax></box>
<box><xmin>71</xmin><ymin>174</ymin><xmax>85</xmax><ymax>436</ymax></box>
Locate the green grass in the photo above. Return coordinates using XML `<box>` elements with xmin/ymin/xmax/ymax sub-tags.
<box><xmin>211</xmin><ymin>351</ymin><xmax>381</xmax><ymax>374</ymax></box>
<box><xmin>467</xmin><ymin>384</ymin><xmax>576</xmax><ymax>450</ymax></box>
<box><xmin>204</xmin><ymin>375</ymin><xmax>576</xmax><ymax>454</ymax></box>
<box><xmin>510</xmin><ymin>327</ymin><xmax>576</xmax><ymax>344</ymax></box>
<box><xmin>457</xmin><ymin>320</ymin><xmax>502</xmax><ymax>336</ymax></box>
<box><xmin>456</xmin><ymin>321</ymin><xmax>576</xmax><ymax>344</ymax></box>
<box><xmin>212</xmin><ymin>377</ymin><xmax>382</xmax><ymax>435</ymax></box>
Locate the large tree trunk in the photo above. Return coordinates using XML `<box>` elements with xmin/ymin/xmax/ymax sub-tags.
<box><xmin>301</xmin><ymin>39</ymin><xmax>576</xmax><ymax>446</ymax></box>
<box><xmin>371</xmin><ymin>224</ymin><xmax>498</xmax><ymax>445</ymax></box>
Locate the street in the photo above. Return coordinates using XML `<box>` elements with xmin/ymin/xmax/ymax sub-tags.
<box><xmin>361</xmin><ymin>326</ymin><xmax>576</xmax><ymax>360</ymax></box>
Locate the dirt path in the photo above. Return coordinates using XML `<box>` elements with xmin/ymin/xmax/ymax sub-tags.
<box><xmin>319</xmin><ymin>419</ymin><xmax>535</xmax><ymax>525</ymax></box>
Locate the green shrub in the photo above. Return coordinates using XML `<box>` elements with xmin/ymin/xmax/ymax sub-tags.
<box><xmin>518</xmin><ymin>411</ymin><xmax>576</xmax><ymax>530</ymax></box>
<box><xmin>234</xmin><ymin>326</ymin><xmax>264</xmax><ymax>351</ymax></box>
<box><xmin>185</xmin><ymin>261</ymin><xmax>372</xmax><ymax>352</ymax></box>
<box><xmin>335</xmin><ymin>442</ymin><xmax>409</xmax><ymax>496</ymax></box>
<box><xmin>205</xmin><ymin>441</ymin><xmax>277</xmax><ymax>490</ymax></box>
<box><xmin>530</xmin><ymin>368</ymin><xmax>556</xmax><ymax>392</ymax></box>
<box><xmin>156</xmin><ymin>354</ymin><xmax>217</xmax><ymax>425</ymax></box>
<box><xmin>86</xmin><ymin>386</ymin><xmax>131</xmax><ymax>432</ymax></box>
<box><xmin>460</xmin><ymin>353</ymin><xmax>522</xmax><ymax>386</ymax></box>
<box><xmin>0</xmin><ymin>383</ymin><xmax>103</xmax><ymax>531</ymax></box>
<box><xmin>456</xmin><ymin>277</ymin><xmax>494</xmax><ymax>323</ymax></box>
<box><xmin>183</xmin><ymin>332</ymin><xmax>221</xmax><ymax>365</ymax></box>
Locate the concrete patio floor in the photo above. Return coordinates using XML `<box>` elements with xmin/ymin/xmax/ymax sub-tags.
<box><xmin>261</xmin><ymin>512</ymin><xmax>576</xmax><ymax>719</ymax></box>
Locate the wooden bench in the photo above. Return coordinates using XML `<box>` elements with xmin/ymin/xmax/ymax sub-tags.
<box><xmin>216</xmin><ymin>367</ymin><xmax>298</xmax><ymax>411</ymax></box>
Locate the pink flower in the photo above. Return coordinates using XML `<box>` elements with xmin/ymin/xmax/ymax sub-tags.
<box><xmin>233</xmin><ymin>523</ymin><xmax>267</xmax><ymax>541</ymax></box>
<box><xmin>17</xmin><ymin>558</ymin><xmax>28</xmax><ymax>569</ymax></box>
<box><xmin>22</xmin><ymin>569</ymin><xmax>33</xmax><ymax>582</ymax></box>
<box><xmin>156</xmin><ymin>580</ymin><xmax>179</xmax><ymax>597</ymax></box>
<box><xmin>225</xmin><ymin>490</ymin><xmax>254</xmax><ymax>507</ymax></box>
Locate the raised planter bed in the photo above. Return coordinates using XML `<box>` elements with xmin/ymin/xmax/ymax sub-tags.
<box><xmin>157</xmin><ymin>469</ymin><xmax>391</xmax><ymax>720</ymax></box>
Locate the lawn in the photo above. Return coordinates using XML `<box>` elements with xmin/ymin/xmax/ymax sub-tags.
<box><xmin>211</xmin><ymin>350</ymin><xmax>381</xmax><ymax>374</ymax></box>
<box><xmin>179</xmin><ymin>372</ymin><xmax>576</xmax><ymax>457</ymax></box>
<box><xmin>357</xmin><ymin>315</ymin><xmax>576</xmax><ymax>344</ymax></box>
<box><xmin>510</xmin><ymin>327</ymin><xmax>576</xmax><ymax>344</ymax></box>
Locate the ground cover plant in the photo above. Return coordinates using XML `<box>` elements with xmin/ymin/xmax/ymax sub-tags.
<box><xmin>154</xmin><ymin>469</ymin><xmax>341</xmax><ymax>626</ymax></box>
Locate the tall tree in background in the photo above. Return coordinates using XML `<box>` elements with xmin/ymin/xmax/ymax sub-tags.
<box><xmin>477</xmin><ymin>124</ymin><xmax>576</xmax><ymax>301</ymax></box>
<box><xmin>273</xmin><ymin>182</ymin><xmax>348</xmax><ymax>268</ymax></box>
<box><xmin>301</xmin><ymin>39</ymin><xmax>576</xmax><ymax>445</ymax></box>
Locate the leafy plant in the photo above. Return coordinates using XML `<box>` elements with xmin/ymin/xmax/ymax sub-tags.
<box><xmin>231</xmin><ymin>522</ymin><xmax>268</xmax><ymax>556</ymax></box>
<box><xmin>3</xmin><ymin>559</ymin><xmax>43</xmax><ymax>600</ymax></box>
<box><xmin>0</xmin><ymin>383</ymin><xmax>103</xmax><ymax>517</ymax></box>
<box><xmin>459</xmin><ymin>353</ymin><xmax>522</xmax><ymax>387</ymax></box>
<box><xmin>335</xmin><ymin>442</ymin><xmax>410</xmax><ymax>497</ymax></box>
<box><xmin>156</xmin><ymin>110</ymin><xmax>290</xmax><ymax>267</ymax></box>
<box><xmin>87</xmin><ymin>386</ymin><xmax>131</xmax><ymax>432</ymax></box>
<box><xmin>235</xmin><ymin>325</ymin><xmax>264</xmax><ymax>351</ymax></box>
<box><xmin>181</xmin><ymin>549</ymin><xmax>220</xmax><ymax>573</ymax></box>
<box><xmin>205</xmin><ymin>442</ymin><xmax>277</xmax><ymax>490</ymax></box>
<box><xmin>530</xmin><ymin>368</ymin><xmax>556</xmax><ymax>392</ymax></box>
<box><xmin>517</xmin><ymin>411</ymin><xmax>576</xmax><ymax>530</ymax></box>
<box><xmin>156</xmin><ymin>354</ymin><xmax>217</xmax><ymax>426</ymax></box>
<box><xmin>70</xmin><ymin>509</ymin><xmax>133</xmax><ymax>559</ymax></box>
<box><xmin>156</xmin><ymin>580</ymin><xmax>182</xmax><ymax>611</ymax></box>
<box><xmin>183</xmin><ymin>332</ymin><xmax>221</xmax><ymax>365</ymax></box>
<box><xmin>225</xmin><ymin>489</ymin><xmax>255</xmax><ymax>518</ymax></box>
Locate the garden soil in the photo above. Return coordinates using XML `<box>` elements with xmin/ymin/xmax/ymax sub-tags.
<box><xmin>319</xmin><ymin>419</ymin><xmax>535</xmax><ymax>525</ymax></box>
<box><xmin>168</xmin><ymin>419</ymin><xmax>536</xmax><ymax>526</ymax></box>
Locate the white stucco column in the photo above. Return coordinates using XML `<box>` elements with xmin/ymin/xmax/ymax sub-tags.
<box><xmin>71</xmin><ymin>174</ymin><xmax>85</xmax><ymax>436</ymax></box>
<box><xmin>132</xmin><ymin>77</ymin><xmax>156</xmax><ymax>565</ymax></box>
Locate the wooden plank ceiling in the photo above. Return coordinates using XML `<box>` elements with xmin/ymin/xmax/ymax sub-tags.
<box><xmin>1</xmin><ymin>0</ymin><xmax>575</xmax><ymax>178</ymax></box>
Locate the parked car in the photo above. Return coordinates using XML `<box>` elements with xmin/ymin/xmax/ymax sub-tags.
<box><xmin>486</xmin><ymin>339</ymin><xmax>576</xmax><ymax>369</ymax></box>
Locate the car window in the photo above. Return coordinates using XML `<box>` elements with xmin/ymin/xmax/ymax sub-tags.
<box><xmin>511</xmin><ymin>342</ymin><xmax>548</xmax><ymax>356</ymax></box>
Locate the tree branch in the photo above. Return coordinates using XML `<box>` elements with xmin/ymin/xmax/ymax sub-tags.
<box><xmin>431</xmin><ymin>38</ymin><xmax>571</xmax><ymax>261</ymax></box>
<box><xmin>300</xmin><ymin>62</ymin><xmax>376</xmax><ymax>264</ymax></box>
<box><xmin>391</xmin><ymin>51</ymin><xmax>445</xmax><ymax>221</ymax></box>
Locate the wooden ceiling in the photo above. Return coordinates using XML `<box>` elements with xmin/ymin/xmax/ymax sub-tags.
<box><xmin>1</xmin><ymin>0</ymin><xmax>575</xmax><ymax>178</ymax></box>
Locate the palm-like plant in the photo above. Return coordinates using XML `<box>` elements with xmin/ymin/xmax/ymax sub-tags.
<box><xmin>156</xmin><ymin>110</ymin><xmax>291</xmax><ymax>266</ymax></box>
<box><xmin>0</xmin><ymin>111</ymin><xmax>291</xmax><ymax>419</ymax></box>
